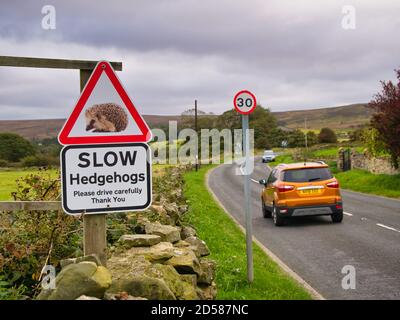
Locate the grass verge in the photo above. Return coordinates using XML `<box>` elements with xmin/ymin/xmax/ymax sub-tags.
<box><xmin>183</xmin><ymin>166</ymin><xmax>312</xmax><ymax>300</ymax></box>
<box><xmin>273</xmin><ymin>153</ymin><xmax>295</xmax><ymax>165</ymax></box>
<box><xmin>335</xmin><ymin>169</ymin><xmax>400</xmax><ymax>199</ymax></box>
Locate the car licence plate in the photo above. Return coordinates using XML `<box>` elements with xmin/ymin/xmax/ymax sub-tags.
<box><xmin>299</xmin><ymin>188</ymin><xmax>322</xmax><ymax>195</ymax></box>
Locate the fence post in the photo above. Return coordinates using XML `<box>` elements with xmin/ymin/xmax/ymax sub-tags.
<box><xmin>337</xmin><ymin>147</ymin><xmax>344</xmax><ymax>171</ymax></box>
<box><xmin>80</xmin><ymin>69</ymin><xmax>107</xmax><ymax>266</ymax></box>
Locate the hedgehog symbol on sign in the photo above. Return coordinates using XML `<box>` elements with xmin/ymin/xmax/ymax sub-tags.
<box><xmin>58</xmin><ymin>61</ymin><xmax>151</xmax><ymax>145</ymax></box>
<box><xmin>85</xmin><ymin>103</ymin><xmax>128</xmax><ymax>133</ymax></box>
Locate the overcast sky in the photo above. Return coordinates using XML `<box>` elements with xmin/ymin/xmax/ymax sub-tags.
<box><xmin>0</xmin><ymin>0</ymin><xmax>399</xmax><ymax>119</ymax></box>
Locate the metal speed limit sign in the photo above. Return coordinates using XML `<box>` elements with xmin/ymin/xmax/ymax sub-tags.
<box><xmin>233</xmin><ymin>90</ymin><xmax>257</xmax><ymax>114</ymax></box>
<box><xmin>233</xmin><ymin>89</ymin><xmax>257</xmax><ymax>284</ymax></box>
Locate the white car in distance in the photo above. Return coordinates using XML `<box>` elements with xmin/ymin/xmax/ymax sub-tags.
<box><xmin>262</xmin><ymin>150</ymin><xmax>276</xmax><ymax>163</ymax></box>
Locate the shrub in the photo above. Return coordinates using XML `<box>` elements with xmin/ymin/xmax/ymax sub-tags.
<box><xmin>361</xmin><ymin>127</ymin><xmax>388</xmax><ymax>157</ymax></box>
<box><xmin>0</xmin><ymin>169</ymin><xmax>82</xmax><ymax>298</ymax></box>
<box><xmin>0</xmin><ymin>133</ymin><xmax>36</xmax><ymax>162</ymax></box>
<box><xmin>287</xmin><ymin>130</ymin><xmax>306</xmax><ymax>147</ymax></box>
<box><xmin>306</xmin><ymin>131</ymin><xmax>318</xmax><ymax>146</ymax></box>
<box><xmin>318</xmin><ymin>128</ymin><xmax>337</xmax><ymax>143</ymax></box>
<box><xmin>0</xmin><ymin>159</ymin><xmax>9</xmax><ymax>167</ymax></box>
<box><xmin>0</xmin><ymin>276</ymin><xmax>26</xmax><ymax>300</ymax></box>
<box><xmin>20</xmin><ymin>154</ymin><xmax>59</xmax><ymax>168</ymax></box>
<box><xmin>349</xmin><ymin>126</ymin><xmax>366</xmax><ymax>142</ymax></box>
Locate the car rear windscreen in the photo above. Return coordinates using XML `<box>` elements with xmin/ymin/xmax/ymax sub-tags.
<box><xmin>283</xmin><ymin>168</ymin><xmax>332</xmax><ymax>182</ymax></box>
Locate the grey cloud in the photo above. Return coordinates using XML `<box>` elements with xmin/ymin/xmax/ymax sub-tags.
<box><xmin>0</xmin><ymin>0</ymin><xmax>399</xmax><ymax>119</ymax></box>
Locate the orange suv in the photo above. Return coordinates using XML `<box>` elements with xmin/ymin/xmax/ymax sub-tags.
<box><xmin>259</xmin><ymin>162</ymin><xmax>343</xmax><ymax>226</ymax></box>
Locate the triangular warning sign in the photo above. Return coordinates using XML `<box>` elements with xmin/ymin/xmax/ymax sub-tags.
<box><xmin>58</xmin><ymin>61</ymin><xmax>151</xmax><ymax>145</ymax></box>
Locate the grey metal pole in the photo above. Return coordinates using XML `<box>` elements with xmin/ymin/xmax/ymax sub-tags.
<box><xmin>242</xmin><ymin>114</ymin><xmax>254</xmax><ymax>283</ymax></box>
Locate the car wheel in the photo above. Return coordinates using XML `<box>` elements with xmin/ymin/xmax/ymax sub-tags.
<box><xmin>272</xmin><ymin>204</ymin><xmax>285</xmax><ymax>226</ymax></box>
<box><xmin>262</xmin><ymin>200</ymin><xmax>271</xmax><ymax>218</ymax></box>
<box><xmin>331</xmin><ymin>211</ymin><xmax>343</xmax><ymax>223</ymax></box>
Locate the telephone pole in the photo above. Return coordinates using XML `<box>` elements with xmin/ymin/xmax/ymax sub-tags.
<box><xmin>304</xmin><ymin>117</ymin><xmax>308</xmax><ymax>150</ymax></box>
<box><xmin>195</xmin><ymin>99</ymin><xmax>199</xmax><ymax>171</ymax></box>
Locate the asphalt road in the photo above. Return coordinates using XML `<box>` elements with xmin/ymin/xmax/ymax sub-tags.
<box><xmin>208</xmin><ymin>158</ymin><xmax>400</xmax><ymax>300</ymax></box>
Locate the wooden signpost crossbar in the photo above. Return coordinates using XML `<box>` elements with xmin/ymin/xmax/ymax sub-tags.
<box><xmin>0</xmin><ymin>56</ymin><xmax>122</xmax><ymax>71</ymax></box>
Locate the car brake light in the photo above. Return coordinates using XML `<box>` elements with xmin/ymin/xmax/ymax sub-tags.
<box><xmin>277</xmin><ymin>184</ymin><xmax>294</xmax><ymax>192</ymax></box>
<box><xmin>327</xmin><ymin>180</ymin><xmax>339</xmax><ymax>188</ymax></box>
<box><xmin>336</xmin><ymin>204</ymin><xmax>343</xmax><ymax>210</ymax></box>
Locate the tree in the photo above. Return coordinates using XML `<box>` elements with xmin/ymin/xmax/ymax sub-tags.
<box><xmin>180</xmin><ymin>109</ymin><xmax>217</xmax><ymax>132</ymax></box>
<box><xmin>216</xmin><ymin>109</ymin><xmax>241</xmax><ymax>131</ymax></box>
<box><xmin>249</xmin><ymin>105</ymin><xmax>277</xmax><ymax>149</ymax></box>
<box><xmin>348</xmin><ymin>126</ymin><xmax>366</xmax><ymax>142</ymax></box>
<box><xmin>306</xmin><ymin>131</ymin><xmax>318</xmax><ymax>146</ymax></box>
<box><xmin>369</xmin><ymin>69</ymin><xmax>400</xmax><ymax>167</ymax></box>
<box><xmin>318</xmin><ymin>128</ymin><xmax>337</xmax><ymax>143</ymax></box>
<box><xmin>361</xmin><ymin>127</ymin><xmax>387</xmax><ymax>157</ymax></box>
<box><xmin>0</xmin><ymin>133</ymin><xmax>36</xmax><ymax>162</ymax></box>
<box><xmin>287</xmin><ymin>129</ymin><xmax>305</xmax><ymax>147</ymax></box>
<box><xmin>216</xmin><ymin>105</ymin><xmax>278</xmax><ymax>149</ymax></box>
<box><xmin>267</xmin><ymin>128</ymin><xmax>287</xmax><ymax>148</ymax></box>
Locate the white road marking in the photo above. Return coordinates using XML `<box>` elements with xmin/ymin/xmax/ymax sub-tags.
<box><xmin>376</xmin><ymin>223</ymin><xmax>400</xmax><ymax>233</ymax></box>
<box><xmin>343</xmin><ymin>212</ymin><xmax>353</xmax><ymax>216</ymax></box>
<box><xmin>251</xmin><ymin>178</ymin><xmax>259</xmax><ymax>184</ymax></box>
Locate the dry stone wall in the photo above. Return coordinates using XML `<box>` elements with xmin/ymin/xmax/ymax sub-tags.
<box><xmin>37</xmin><ymin>166</ymin><xmax>217</xmax><ymax>300</ymax></box>
<box><xmin>338</xmin><ymin>148</ymin><xmax>399</xmax><ymax>175</ymax></box>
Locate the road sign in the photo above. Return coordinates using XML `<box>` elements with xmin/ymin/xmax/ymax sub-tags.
<box><xmin>233</xmin><ymin>89</ymin><xmax>256</xmax><ymax>283</ymax></box>
<box><xmin>61</xmin><ymin>143</ymin><xmax>151</xmax><ymax>214</ymax></box>
<box><xmin>233</xmin><ymin>90</ymin><xmax>257</xmax><ymax>115</ymax></box>
<box><xmin>58</xmin><ymin>61</ymin><xmax>151</xmax><ymax>145</ymax></box>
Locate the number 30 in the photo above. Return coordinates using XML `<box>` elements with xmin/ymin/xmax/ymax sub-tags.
<box><xmin>237</xmin><ymin>97</ymin><xmax>253</xmax><ymax>108</ymax></box>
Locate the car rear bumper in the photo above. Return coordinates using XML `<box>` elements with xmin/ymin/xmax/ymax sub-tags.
<box><xmin>277</xmin><ymin>203</ymin><xmax>342</xmax><ymax>217</ymax></box>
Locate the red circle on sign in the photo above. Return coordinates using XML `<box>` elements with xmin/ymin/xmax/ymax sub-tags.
<box><xmin>233</xmin><ymin>90</ymin><xmax>257</xmax><ymax>115</ymax></box>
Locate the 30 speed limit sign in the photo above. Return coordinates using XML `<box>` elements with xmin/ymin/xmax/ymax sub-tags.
<box><xmin>233</xmin><ymin>90</ymin><xmax>257</xmax><ymax>114</ymax></box>
<box><xmin>233</xmin><ymin>89</ymin><xmax>257</xmax><ymax>283</ymax></box>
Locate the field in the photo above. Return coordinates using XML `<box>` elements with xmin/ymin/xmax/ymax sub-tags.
<box><xmin>274</xmin><ymin>103</ymin><xmax>370</xmax><ymax>131</ymax></box>
<box><xmin>0</xmin><ymin>169</ymin><xmax>59</xmax><ymax>200</ymax></box>
<box><xmin>0</xmin><ymin>115</ymin><xmax>181</xmax><ymax>140</ymax></box>
<box><xmin>183</xmin><ymin>166</ymin><xmax>312</xmax><ymax>299</ymax></box>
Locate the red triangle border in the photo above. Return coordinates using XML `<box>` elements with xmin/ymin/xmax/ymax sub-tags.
<box><xmin>58</xmin><ymin>61</ymin><xmax>151</xmax><ymax>145</ymax></box>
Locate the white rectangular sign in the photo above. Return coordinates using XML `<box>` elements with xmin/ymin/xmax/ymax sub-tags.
<box><xmin>61</xmin><ymin>143</ymin><xmax>151</xmax><ymax>214</ymax></box>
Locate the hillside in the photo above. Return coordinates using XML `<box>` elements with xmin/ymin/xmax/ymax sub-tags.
<box><xmin>0</xmin><ymin>115</ymin><xmax>181</xmax><ymax>141</ymax></box>
<box><xmin>274</xmin><ymin>103</ymin><xmax>371</xmax><ymax>131</ymax></box>
<box><xmin>0</xmin><ymin>104</ymin><xmax>371</xmax><ymax>140</ymax></box>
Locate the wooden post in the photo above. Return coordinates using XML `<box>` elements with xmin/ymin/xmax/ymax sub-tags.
<box><xmin>83</xmin><ymin>214</ymin><xmax>107</xmax><ymax>265</ymax></box>
<box><xmin>80</xmin><ymin>69</ymin><xmax>108</xmax><ymax>266</ymax></box>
